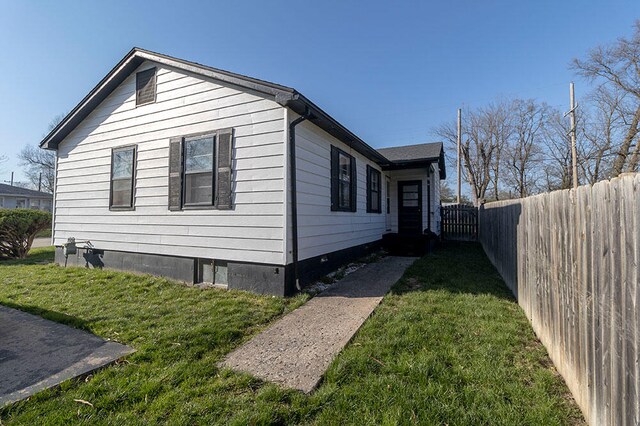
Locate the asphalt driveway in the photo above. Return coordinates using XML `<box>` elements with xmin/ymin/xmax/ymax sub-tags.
<box><xmin>0</xmin><ymin>305</ymin><xmax>134</xmax><ymax>407</ymax></box>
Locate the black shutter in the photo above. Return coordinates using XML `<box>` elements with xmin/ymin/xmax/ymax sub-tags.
<box><xmin>215</xmin><ymin>128</ymin><xmax>233</xmax><ymax>209</ymax></box>
<box><xmin>330</xmin><ymin>146</ymin><xmax>339</xmax><ymax>211</ymax></box>
<box><xmin>168</xmin><ymin>137</ymin><xmax>183</xmax><ymax>211</ymax></box>
<box><xmin>129</xmin><ymin>146</ymin><xmax>137</xmax><ymax>208</ymax></box>
<box><xmin>366</xmin><ymin>165</ymin><xmax>372</xmax><ymax>213</ymax></box>
<box><xmin>376</xmin><ymin>170</ymin><xmax>382</xmax><ymax>213</ymax></box>
<box><xmin>350</xmin><ymin>156</ymin><xmax>357</xmax><ymax>212</ymax></box>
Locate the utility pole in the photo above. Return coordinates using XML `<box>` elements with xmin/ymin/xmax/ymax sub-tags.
<box><xmin>38</xmin><ymin>172</ymin><xmax>42</xmax><ymax>192</ymax></box>
<box><xmin>457</xmin><ymin>108</ymin><xmax>462</xmax><ymax>204</ymax></box>
<box><xmin>10</xmin><ymin>172</ymin><xmax>13</xmax><ymax>186</ymax></box>
<box><xmin>568</xmin><ymin>82</ymin><xmax>578</xmax><ymax>189</ymax></box>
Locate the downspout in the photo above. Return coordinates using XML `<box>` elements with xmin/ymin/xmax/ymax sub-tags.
<box><xmin>51</xmin><ymin>152</ymin><xmax>59</xmax><ymax>246</ymax></box>
<box><xmin>289</xmin><ymin>107</ymin><xmax>311</xmax><ymax>291</ymax></box>
<box><xmin>426</xmin><ymin>164</ymin><xmax>432</xmax><ymax>232</ymax></box>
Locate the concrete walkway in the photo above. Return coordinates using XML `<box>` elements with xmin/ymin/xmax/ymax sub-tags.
<box><xmin>221</xmin><ymin>256</ymin><xmax>416</xmax><ymax>393</ymax></box>
<box><xmin>30</xmin><ymin>237</ymin><xmax>52</xmax><ymax>248</ymax></box>
<box><xmin>0</xmin><ymin>306</ymin><xmax>134</xmax><ymax>407</ymax></box>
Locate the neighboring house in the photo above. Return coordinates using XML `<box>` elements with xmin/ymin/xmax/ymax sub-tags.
<box><xmin>40</xmin><ymin>48</ymin><xmax>445</xmax><ymax>296</ymax></box>
<box><xmin>0</xmin><ymin>183</ymin><xmax>53</xmax><ymax>212</ymax></box>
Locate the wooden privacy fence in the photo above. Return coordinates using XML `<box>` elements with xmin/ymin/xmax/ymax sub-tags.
<box><xmin>478</xmin><ymin>173</ymin><xmax>639</xmax><ymax>426</ymax></box>
<box><xmin>441</xmin><ymin>204</ymin><xmax>478</xmax><ymax>241</ymax></box>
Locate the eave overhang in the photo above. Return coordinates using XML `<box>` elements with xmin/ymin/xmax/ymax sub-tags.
<box><xmin>381</xmin><ymin>155</ymin><xmax>446</xmax><ymax>179</ymax></box>
<box><xmin>39</xmin><ymin>48</ymin><xmax>391</xmax><ymax>167</ymax></box>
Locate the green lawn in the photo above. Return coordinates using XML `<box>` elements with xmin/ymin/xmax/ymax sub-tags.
<box><xmin>0</xmin><ymin>244</ymin><xmax>583</xmax><ymax>425</ymax></box>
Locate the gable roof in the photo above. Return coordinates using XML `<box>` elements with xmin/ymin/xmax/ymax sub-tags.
<box><xmin>39</xmin><ymin>48</ymin><xmax>389</xmax><ymax>165</ymax></box>
<box><xmin>377</xmin><ymin>142</ymin><xmax>446</xmax><ymax>179</ymax></box>
<box><xmin>0</xmin><ymin>183</ymin><xmax>52</xmax><ymax>198</ymax></box>
<box><xmin>39</xmin><ymin>48</ymin><xmax>447</xmax><ymax>178</ymax></box>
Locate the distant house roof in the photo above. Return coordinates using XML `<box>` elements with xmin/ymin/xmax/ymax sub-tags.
<box><xmin>377</xmin><ymin>143</ymin><xmax>446</xmax><ymax>179</ymax></box>
<box><xmin>0</xmin><ymin>183</ymin><xmax>53</xmax><ymax>198</ymax></box>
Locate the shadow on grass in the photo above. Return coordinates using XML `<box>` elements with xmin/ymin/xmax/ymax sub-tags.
<box><xmin>0</xmin><ymin>301</ymin><xmax>93</xmax><ymax>333</ymax></box>
<box><xmin>1</xmin><ymin>247</ymin><xmax>55</xmax><ymax>266</ymax></box>
<box><xmin>390</xmin><ymin>241</ymin><xmax>515</xmax><ymax>301</ymax></box>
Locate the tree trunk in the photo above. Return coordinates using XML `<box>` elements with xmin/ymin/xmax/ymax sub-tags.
<box><xmin>625</xmin><ymin>134</ymin><xmax>640</xmax><ymax>172</ymax></box>
<box><xmin>613</xmin><ymin>105</ymin><xmax>640</xmax><ymax>176</ymax></box>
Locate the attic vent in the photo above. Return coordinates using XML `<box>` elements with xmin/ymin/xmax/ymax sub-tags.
<box><xmin>136</xmin><ymin>68</ymin><xmax>156</xmax><ymax>106</ymax></box>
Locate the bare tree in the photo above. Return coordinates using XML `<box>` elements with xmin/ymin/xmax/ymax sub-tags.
<box><xmin>18</xmin><ymin>114</ymin><xmax>64</xmax><ymax>193</ymax></box>
<box><xmin>503</xmin><ymin>100</ymin><xmax>547</xmax><ymax>197</ymax></box>
<box><xmin>435</xmin><ymin>104</ymin><xmax>510</xmax><ymax>205</ymax></box>
<box><xmin>484</xmin><ymin>101</ymin><xmax>512</xmax><ymax>200</ymax></box>
<box><xmin>572</xmin><ymin>20</ymin><xmax>640</xmax><ymax>175</ymax></box>
<box><xmin>439</xmin><ymin>180</ymin><xmax>456</xmax><ymax>203</ymax></box>
<box><xmin>542</xmin><ymin>107</ymin><xmax>579</xmax><ymax>191</ymax></box>
<box><xmin>579</xmin><ymin>85</ymin><xmax>625</xmax><ymax>183</ymax></box>
<box><xmin>18</xmin><ymin>146</ymin><xmax>55</xmax><ymax>192</ymax></box>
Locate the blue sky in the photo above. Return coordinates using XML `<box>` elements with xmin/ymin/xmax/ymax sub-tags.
<box><xmin>1</xmin><ymin>0</ymin><xmax>639</xmax><ymax>188</ymax></box>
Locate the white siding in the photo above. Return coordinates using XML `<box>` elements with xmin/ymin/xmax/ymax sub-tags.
<box><xmin>0</xmin><ymin>197</ymin><xmax>17</xmax><ymax>209</ymax></box>
<box><xmin>54</xmin><ymin>62</ymin><xmax>287</xmax><ymax>265</ymax></box>
<box><xmin>292</xmin><ymin>115</ymin><xmax>387</xmax><ymax>261</ymax></box>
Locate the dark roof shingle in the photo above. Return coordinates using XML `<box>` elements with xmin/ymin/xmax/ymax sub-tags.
<box><xmin>376</xmin><ymin>142</ymin><xmax>446</xmax><ymax>179</ymax></box>
<box><xmin>0</xmin><ymin>183</ymin><xmax>52</xmax><ymax>198</ymax></box>
<box><xmin>377</xmin><ymin>142</ymin><xmax>443</xmax><ymax>162</ymax></box>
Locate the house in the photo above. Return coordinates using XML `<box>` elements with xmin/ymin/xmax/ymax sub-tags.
<box><xmin>0</xmin><ymin>183</ymin><xmax>53</xmax><ymax>212</ymax></box>
<box><xmin>40</xmin><ymin>48</ymin><xmax>445</xmax><ymax>296</ymax></box>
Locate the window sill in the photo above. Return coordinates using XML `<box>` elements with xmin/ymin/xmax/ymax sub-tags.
<box><xmin>109</xmin><ymin>206</ymin><xmax>135</xmax><ymax>211</ymax></box>
<box><xmin>182</xmin><ymin>204</ymin><xmax>218</xmax><ymax>210</ymax></box>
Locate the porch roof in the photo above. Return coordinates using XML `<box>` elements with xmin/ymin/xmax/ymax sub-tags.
<box><xmin>377</xmin><ymin>143</ymin><xmax>446</xmax><ymax>179</ymax></box>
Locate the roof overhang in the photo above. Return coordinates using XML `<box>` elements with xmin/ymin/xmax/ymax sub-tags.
<box><xmin>40</xmin><ymin>48</ymin><xmax>299</xmax><ymax>150</ymax></box>
<box><xmin>39</xmin><ymin>48</ymin><xmax>391</xmax><ymax>166</ymax></box>
<box><xmin>284</xmin><ymin>94</ymin><xmax>390</xmax><ymax>165</ymax></box>
<box><xmin>0</xmin><ymin>191</ymin><xmax>53</xmax><ymax>198</ymax></box>
<box><xmin>380</xmin><ymin>153</ymin><xmax>446</xmax><ymax>179</ymax></box>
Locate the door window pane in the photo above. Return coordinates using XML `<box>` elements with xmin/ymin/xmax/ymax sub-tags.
<box><xmin>402</xmin><ymin>184</ymin><xmax>419</xmax><ymax>207</ymax></box>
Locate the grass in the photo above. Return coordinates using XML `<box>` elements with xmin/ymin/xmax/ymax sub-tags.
<box><xmin>0</xmin><ymin>244</ymin><xmax>584</xmax><ymax>425</ymax></box>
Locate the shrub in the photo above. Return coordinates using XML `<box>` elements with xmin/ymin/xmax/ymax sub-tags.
<box><xmin>0</xmin><ymin>209</ymin><xmax>52</xmax><ymax>259</ymax></box>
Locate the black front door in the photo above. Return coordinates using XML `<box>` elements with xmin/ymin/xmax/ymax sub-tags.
<box><xmin>398</xmin><ymin>181</ymin><xmax>422</xmax><ymax>234</ymax></box>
